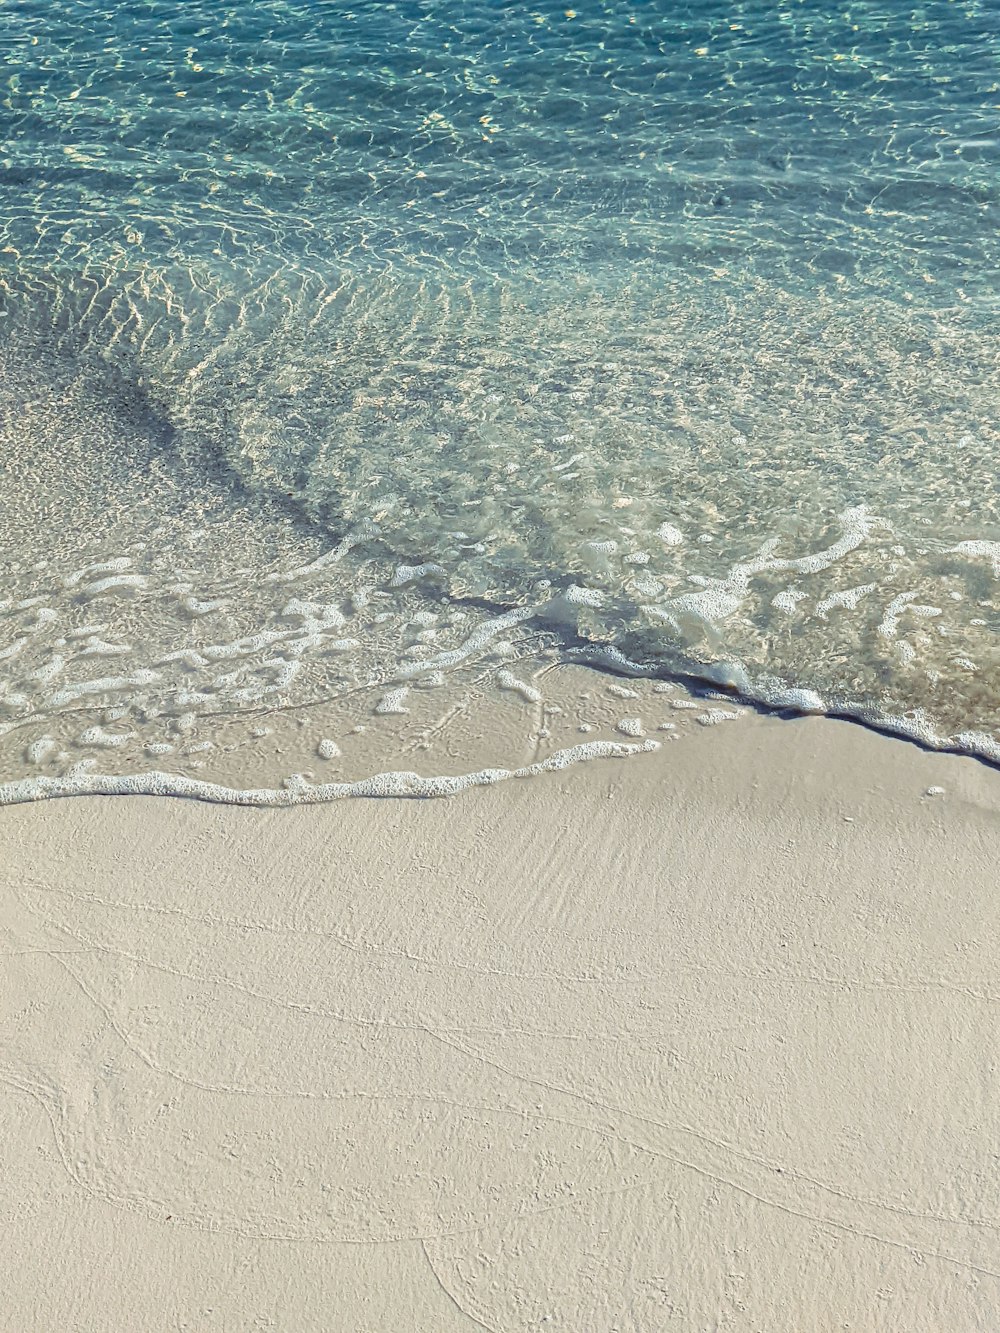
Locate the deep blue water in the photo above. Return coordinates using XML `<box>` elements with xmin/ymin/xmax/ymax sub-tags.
<box><xmin>3</xmin><ymin>0</ymin><xmax>998</xmax><ymax>286</ymax></box>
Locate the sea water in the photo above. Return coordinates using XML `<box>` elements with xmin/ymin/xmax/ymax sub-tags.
<box><xmin>1</xmin><ymin>0</ymin><xmax>998</xmax><ymax>798</ymax></box>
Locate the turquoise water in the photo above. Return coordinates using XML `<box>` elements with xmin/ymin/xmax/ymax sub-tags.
<box><xmin>1</xmin><ymin>0</ymin><xmax>999</xmax><ymax>793</ymax></box>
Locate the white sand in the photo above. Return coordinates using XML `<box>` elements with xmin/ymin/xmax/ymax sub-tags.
<box><xmin>2</xmin><ymin>706</ymin><xmax>1000</xmax><ymax>1331</ymax></box>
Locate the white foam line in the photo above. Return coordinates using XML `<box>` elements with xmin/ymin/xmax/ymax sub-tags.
<box><xmin>80</xmin><ymin>574</ymin><xmax>148</xmax><ymax>597</ymax></box>
<box><xmin>877</xmin><ymin>591</ymin><xmax>919</xmax><ymax>639</ymax></box>
<box><xmin>399</xmin><ymin>606</ymin><xmax>536</xmax><ymax>677</ymax></box>
<box><xmin>0</xmin><ymin>637</ymin><xmax>27</xmax><ymax>662</ymax></box>
<box><xmin>659</xmin><ymin>506</ymin><xmax>882</xmax><ymax>630</ymax></box>
<box><xmin>61</xmin><ymin>557</ymin><xmax>133</xmax><ymax>589</ymax></box>
<box><xmin>496</xmin><ymin>670</ymin><xmax>543</xmax><ymax>704</ymax></box>
<box><xmin>264</xmin><ymin>531</ymin><xmax>367</xmax><ymax>585</ymax></box>
<box><xmin>47</xmin><ymin>669</ymin><xmax>161</xmax><ymax>707</ymax></box>
<box><xmin>573</xmin><ymin>646</ymin><xmax>999</xmax><ymax>763</ymax></box>
<box><xmin>374</xmin><ymin>686</ymin><xmax>410</xmax><ymax>715</ymax></box>
<box><xmin>0</xmin><ymin>739</ymin><xmax>660</xmax><ymax>808</ymax></box>
<box><xmin>389</xmin><ymin>562</ymin><xmax>447</xmax><ymax>587</ymax></box>
<box><xmin>815</xmin><ymin>583</ymin><xmax>877</xmax><ymax>619</ymax></box>
<box><xmin>949</xmin><ymin>540</ymin><xmax>1000</xmax><ymax>577</ymax></box>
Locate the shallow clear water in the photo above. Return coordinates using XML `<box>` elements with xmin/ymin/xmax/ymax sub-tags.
<box><xmin>1</xmin><ymin>0</ymin><xmax>999</xmax><ymax>796</ymax></box>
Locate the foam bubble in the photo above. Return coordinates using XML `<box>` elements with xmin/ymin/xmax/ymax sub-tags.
<box><xmin>62</xmin><ymin>557</ymin><xmax>133</xmax><ymax>589</ymax></box>
<box><xmin>78</xmin><ymin>726</ymin><xmax>133</xmax><ymax>748</ymax></box>
<box><xmin>264</xmin><ymin>533</ymin><xmax>365</xmax><ymax>585</ymax></box>
<box><xmin>80</xmin><ymin>574</ymin><xmax>148</xmax><ymax>597</ymax></box>
<box><xmin>877</xmin><ymin>592</ymin><xmax>919</xmax><ymax>639</ymax></box>
<box><xmin>816</xmin><ymin>583</ymin><xmax>878</xmax><ymax>619</ymax></box>
<box><xmin>400</xmin><ymin>607</ymin><xmax>535</xmax><ymax>677</ymax></box>
<box><xmin>771</xmin><ymin>589</ymin><xmax>807</xmax><ymax>614</ymax></box>
<box><xmin>375</xmin><ymin>687</ymin><xmax>410</xmax><ymax>715</ymax></box>
<box><xmin>0</xmin><ymin>638</ymin><xmax>27</xmax><ymax>662</ymax></box>
<box><xmin>25</xmin><ymin>736</ymin><xmax>56</xmax><ymax>764</ymax></box>
<box><xmin>496</xmin><ymin>670</ymin><xmax>543</xmax><ymax>704</ymax></box>
<box><xmin>697</xmin><ymin>709</ymin><xmax>741</xmax><ymax>726</ymax></box>
<box><xmin>77</xmin><ymin>637</ymin><xmax>132</xmax><ymax>658</ymax></box>
<box><xmin>949</xmin><ymin>540</ymin><xmax>1000</xmax><ymax>576</ymax></box>
<box><xmin>48</xmin><ymin>670</ymin><xmax>160</xmax><ymax>707</ymax></box>
<box><xmin>390</xmin><ymin>562</ymin><xmax>448</xmax><ymax>588</ymax></box>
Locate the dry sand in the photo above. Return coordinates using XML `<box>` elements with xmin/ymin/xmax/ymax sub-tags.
<box><xmin>2</xmin><ymin>695</ymin><xmax>1000</xmax><ymax>1331</ymax></box>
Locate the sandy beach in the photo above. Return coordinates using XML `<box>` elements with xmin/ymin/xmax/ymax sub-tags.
<box><xmin>3</xmin><ymin>1</ymin><xmax>999</xmax><ymax>1326</ymax></box>
<box><xmin>3</xmin><ymin>696</ymin><xmax>1000</xmax><ymax>1331</ymax></box>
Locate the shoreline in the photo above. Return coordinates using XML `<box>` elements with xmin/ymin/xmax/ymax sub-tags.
<box><xmin>3</xmin><ymin>706</ymin><xmax>1000</xmax><ymax>1328</ymax></box>
<box><xmin>2</xmin><ymin>657</ymin><xmax>999</xmax><ymax>809</ymax></box>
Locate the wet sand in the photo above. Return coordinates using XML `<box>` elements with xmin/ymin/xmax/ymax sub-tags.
<box><xmin>2</xmin><ymin>702</ymin><xmax>1000</xmax><ymax>1331</ymax></box>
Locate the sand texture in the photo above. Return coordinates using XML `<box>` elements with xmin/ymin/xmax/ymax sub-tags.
<box><xmin>3</xmin><ymin>709</ymin><xmax>1000</xmax><ymax>1331</ymax></box>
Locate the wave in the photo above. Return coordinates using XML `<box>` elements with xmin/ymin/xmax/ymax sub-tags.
<box><xmin>1</xmin><ymin>248</ymin><xmax>999</xmax><ymax>796</ymax></box>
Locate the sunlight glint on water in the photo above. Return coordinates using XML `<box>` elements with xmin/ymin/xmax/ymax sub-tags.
<box><xmin>1</xmin><ymin>0</ymin><xmax>999</xmax><ymax>796</ymax></box>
